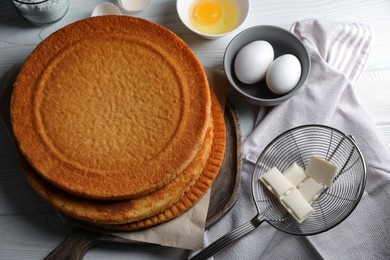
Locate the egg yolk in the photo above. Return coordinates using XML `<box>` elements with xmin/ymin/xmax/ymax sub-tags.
<box><xmin>189</xmin><ymin>0</ymin><xmax>238</xmax><ymax>35</ymax></box>
<box><xmin>193</xmin><ymin>0</ymin><xmax>222</xmax><ymax>25</ymax></box>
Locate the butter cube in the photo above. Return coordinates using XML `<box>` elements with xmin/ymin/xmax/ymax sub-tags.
<box><xmin>305</xmin><ymin>156</ymin><xmax>337</xmax><ymax>187</ymax></box>
<box><xmin>283</xmin><ymin>163</ymin><xmax>307</xmax><ymax>187</ymax></box>
<box><xmin>260</xmin><ymin>167</ymin><xmax>294</xmax><ymax>197</ymax></box>
<box><xmin>298</xmin><ymin>177</ymin><xmax>325</xmax><ymax>204</ymax></box>
<box><xmin>281</xmin><ymin>188</ymin><xmax>314</xmax><ymax>223</ymax></box>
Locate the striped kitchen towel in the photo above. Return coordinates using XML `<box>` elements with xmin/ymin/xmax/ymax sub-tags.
<box><xmin>291</xmin><ymin>19</ymin><xmax>372</xmax><ymax>85</ymax></box>
<box><xmin>201</xmin><ymin>19</ymin><xmax>390</xmax><ymax>259</ymax></box>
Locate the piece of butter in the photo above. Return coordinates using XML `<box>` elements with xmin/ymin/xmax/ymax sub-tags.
<box><xmin>305</xmin><ymin>156</ymin><xmax>337</xmax><ymax>187</ymax></box>
<box><xmin>281</xmin><ymin>188</ymin><xmax>314</xmax><ymax>223</ymax></box>
<box><xmin>283</xmin><ymin>163</ymin><xmax>307</xmax><ymax>188</ymax></box>
<box><xmin>260</xmin><ymin>167</ymin><xmax>294</xmax><ymax>197</ymax></box>
<box><xmin>298</xmin><ymin>177</ymin><xmax>325</xmax><ymax>204</ymax></box>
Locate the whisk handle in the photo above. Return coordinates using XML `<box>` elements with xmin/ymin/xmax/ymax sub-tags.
<box><xmin>190</xmin><ymin>215</ymin><xmax>264</xmax><ymax>260</ymax></box>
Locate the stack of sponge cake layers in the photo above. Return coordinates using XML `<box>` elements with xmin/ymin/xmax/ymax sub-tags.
<box><xmin>10</xmin><ymin>16</ymin><xmax>226</xmax><ymax>230</ymax></box>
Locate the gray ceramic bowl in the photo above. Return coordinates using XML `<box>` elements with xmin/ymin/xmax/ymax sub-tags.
<box><xmin>224</xmin><ymin>25</ymin><xmax>311</xmax><ymax>106</ymax></box>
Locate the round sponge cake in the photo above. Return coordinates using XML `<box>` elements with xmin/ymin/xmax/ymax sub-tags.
<box><xmin>11</xmin><ymin>16</ymin><xmax>211</xmax><ymax>200</ymax></box>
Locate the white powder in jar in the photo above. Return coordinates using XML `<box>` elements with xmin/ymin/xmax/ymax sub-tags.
<box><xmin>12</xmin><ymin>0</ymin><xmax>70</xmax><ymax>24</ymax></box>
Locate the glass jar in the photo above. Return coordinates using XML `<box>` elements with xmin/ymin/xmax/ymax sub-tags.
<box><xmin>12</xmin><ymin>0</ymin><xmax>70</xmax><ymax>25</ymax></box>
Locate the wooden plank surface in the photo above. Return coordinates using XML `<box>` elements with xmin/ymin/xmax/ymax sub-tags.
<box><xmin>1</xmin><ymin>0</ymin><xmax>390</xmax><ymax>259</ymax></box>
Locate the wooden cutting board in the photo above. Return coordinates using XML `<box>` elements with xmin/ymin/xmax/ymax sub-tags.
<box><xmin>1</xmin><ymin>65</ymin><xmax>242</xmax><ymax>259</ymax></box>
<box><xmin>41</xmin><ymin>99</ymin><xmax>242</xmax><ymax>259</ymax></box>
<box><xmin>206</xmin><ymin>99</ymin><xmax>242</xmax><ymax>227</ymax></box>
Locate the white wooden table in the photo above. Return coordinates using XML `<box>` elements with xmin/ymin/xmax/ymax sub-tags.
<box><xmin>1</xmin><ymin>0</ymin><xmax>389</xmax><ymax>259</ymax></box>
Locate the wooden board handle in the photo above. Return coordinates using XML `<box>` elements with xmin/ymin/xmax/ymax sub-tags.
<box><xmin>45</xmin><ymin>228</ymin><xmax>104</xmax><ymax>260</ymax></box>
<box><xmin>45</xmin><ymin>228</ymin><xmax>138</xmax><ymax>260</ymax></box>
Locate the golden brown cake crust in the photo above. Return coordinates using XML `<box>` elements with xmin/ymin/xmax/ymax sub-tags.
<box><xmin>11</xmin><ymin>16</ymin><xmax>211</xmax><ymax>200</ymax></box>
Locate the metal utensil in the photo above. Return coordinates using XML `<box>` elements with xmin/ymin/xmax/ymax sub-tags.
<box><xmin>191</xmin><ymin>124</ymin><xmax>366</xmax><ymax>260</ymax></box>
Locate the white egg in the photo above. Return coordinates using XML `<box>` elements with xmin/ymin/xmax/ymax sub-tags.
<box><xmin>266</xmin><ymin>54</ymin><xmax>301</xmax><ymax>95</ymax></box>
<box><xmin>91</xmin><ymin>2</ymin><xmax>122</xmax><ymax>17</ymax></box>
<box><xmin>118</xmin><ymin>0</ymin><xmax>151</xmax><ymax>12</ymax></box>
<box><xmin>234</xmin><ymin>41</ymin><xmax>274</xmax><ymax>84</ymax></box>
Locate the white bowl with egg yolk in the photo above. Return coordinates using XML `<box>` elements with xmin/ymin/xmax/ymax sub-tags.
<box><xmin>176</xmin><ymin>0</ymin><xmax>250</xmax><ymax>39</ymax></box>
